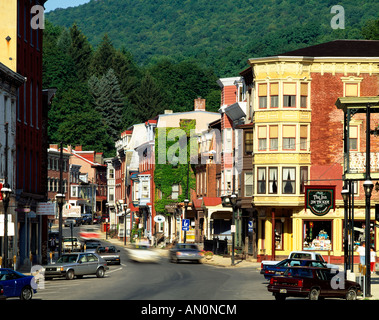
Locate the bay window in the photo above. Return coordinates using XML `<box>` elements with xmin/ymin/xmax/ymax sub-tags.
<box><xmin>282</xmin><ymin>167</ymin><xmax>295</xmax><ymax>194</ymax></box>
<box><xmin>258</xmin><ymin>83</ymin><xmax>267</xmax><ymax>109</ymax></box>
<box><xmin>283</xmin><ymin>125</ymin><xmax>296</xmax><ymax>150</ymax></box>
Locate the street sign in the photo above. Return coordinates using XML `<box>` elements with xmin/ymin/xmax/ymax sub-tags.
<box><xmin>154</xmin><ymin>215</ymin><xmax>165</xmax><ymax>223</ymax></box>
<box><xmin>248</xmin><ymin>221</ymin><xmax>253</xmax><ymax>232</ymax></box>
<box><xmin>182</xmin><ymin>219</ymin><xmax>190</xmax><ymax>231</ymax></box>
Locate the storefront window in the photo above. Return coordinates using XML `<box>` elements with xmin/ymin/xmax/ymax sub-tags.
<box><xmin>303</xmin><ymin>220</ymin><xmax>332</xmax><ymax>251</ymax></box>
<box><xmin>346</xmin><ymin>221</ymin><xmax>375</xmax><ymax>249</ymax></box>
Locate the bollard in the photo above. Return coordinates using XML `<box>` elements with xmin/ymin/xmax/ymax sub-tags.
<box><xmin>13</xmin><ymin>255</ymin><xmax>17</xmax><ymax>270</ymax></box>
<box><xmin>50</xmin><ymin>251</ymin><xmax>53</xmax><ymax>264</ymax></box>
<box><xmin>0</xmin><ymin>256</ymin><xmax>2</xmax><ymax>267</ymax></box>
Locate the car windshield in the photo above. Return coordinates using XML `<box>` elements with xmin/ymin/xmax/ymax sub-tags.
<box><xmin>97</xmin><ymin>246</ymin><xmax>117</xmax><ymax>253</ymax></box>
<box><xmin>177</xmin><ymin>244</ymin><xmax>198</xmax><ymax>250</ymax></box>
<box><xmin>284</xmin><ymin>267</ymin><xmax>313</xmax><ymax>278</ymax></box>
<box><xmin>57</xmin><ymin>254</ymin><xmax>78</xmax><ymax>263</ymax></box>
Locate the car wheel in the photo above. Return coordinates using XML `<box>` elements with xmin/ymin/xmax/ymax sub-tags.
<box><xmin>309</xmin><ymin>288</ymin><xmax>320</xmax><ymax>300</ymax></box>
<box><xmin>346</xmin><ymin>288</ymin><xmax>357</xmax><ymax>300</ymax></box>
<box><xmin>96</xmin><ymin>267</ymin><xmax>105</xmax><ymax>278</ymax></box>
<box><xmin>274</xmin><ymin>293</ymin><xmax>286</xmax><ymax>301</ymax></box>
<box><xmin>20</xmin><ymin>286</ymin><xmax>33</xmax><ymax>300</ymax></box>
<box><xmin>66</xmin><ymin>269</ymin><xmax>75</xmax><ymax>280</ymax></box>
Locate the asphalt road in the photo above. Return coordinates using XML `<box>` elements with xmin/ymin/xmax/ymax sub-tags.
<box><xmin>34</xmin><ymin>227</ymin><xmax>272</xmax><ymax>301</ymax></box>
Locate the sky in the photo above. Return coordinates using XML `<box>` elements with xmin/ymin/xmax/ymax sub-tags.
<box><xmin>44</xmin><ymin>0</ymin><xmax>91</xmax><ymax>12</ymax></box>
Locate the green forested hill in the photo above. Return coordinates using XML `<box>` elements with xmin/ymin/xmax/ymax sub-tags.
<box><xmin>47</xmin><ymin>0</ymin><xmax>379</xmax><ymax>76</ymax></box>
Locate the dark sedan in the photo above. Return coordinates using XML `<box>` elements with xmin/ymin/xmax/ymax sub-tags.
<box><xmin>268</xmin><ymin>266</ymin><xmax>361</xmax><ymax>300</ymax></box>
<box><xmin>169</xmin><ymin>243</ymin><xmax>203</xmax><ymax>263</ymax></box>
<box><xmin>262</xmin><ymin>259</ymin><xmax>327</xmax><ymax>280</ymax></box>
<box><xmin>0</xmin><ymin>268</ymin><xmax>36</xmax><ymax>300</ymax></box>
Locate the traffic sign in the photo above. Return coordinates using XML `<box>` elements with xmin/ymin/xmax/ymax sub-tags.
<box><xmin>182</xmin><ymin>219</ymin><xmax>190</xmax><ymax>231</ymax></box>
<box><xmin>248</xmin><ymin>221</ymin><xmax>253</xmax><ymax>232</ymax></box>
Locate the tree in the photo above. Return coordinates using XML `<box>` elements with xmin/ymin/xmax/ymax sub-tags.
<box><xmin>69</xmin><ymin>23</ymin><xmax>93</xmax><ymax>82</ymax></box>
<box><xmin>129</xmin><ymin>71</ymin><xmax>168</xmax><ymax>123</ymax></box>
<box><xmin>88</xmin><ymin>68</ymin><xmax>125</xmax><ymax>141</ymax></box>
<box><xmin>90</xmin><ymin>34</ymin><xmax>116</xmax><ymax>77</ymax></box>
<box><xmin>362</xmin><ymin>18</ymin><xmax>379</xmax><ymax>39</ymax></box>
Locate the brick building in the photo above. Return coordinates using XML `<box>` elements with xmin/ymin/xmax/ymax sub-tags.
<box><xmin>243</xmin><ymin>40</ymin><xmax>379</xmax><ymax>262</ymax></box>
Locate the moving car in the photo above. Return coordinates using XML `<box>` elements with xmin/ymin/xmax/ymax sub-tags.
<box><xmin>267</xmin><ymin>266</ymin><xmax>361</xmax><ymax>300</ymax></box>
<box><xmin>96</xmin><ymin>245</ymin><xmax>121</xmax><ymax>265</ymax></box>
<box><xmin>262</xmin><ymin>258</ymin><xmax>328</xmax><ymax>280</ymax></box>
<box><xmin>0</xmin><ymin>268</ymin><xmax>36</xmax><ymax>300</ymax></box>
<box><xmin>126</xmin><ymin>243</ymin><xmax>160</xmax><ymax>263</ymax></box>
<box><xmin>44</xmin><ymin>252</ymin><xmax>109</xmax><ymax>280</ymax></box>
<box><xmin>169</xmin><ymin>243</ymin><xmax>203</xmax><ymax>263</ymax></box>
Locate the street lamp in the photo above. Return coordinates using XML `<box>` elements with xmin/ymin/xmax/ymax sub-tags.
<box><xmin>55</xmin><ymin>193</ymin><xmax>65</xmax><ymax>258</ymax></box>
<box><xmin>221</xmin><ymin>193</ymin><xmax>238</xmax><ymax>266</ymax></box>
<box><xmin>363</xmin><ymin>179</ymin><xmax>373</xmax><ymax>297</ymax></box>
<box><xmin>341</xmin><ymin>187</ymin><xmax>350</xmax><ymax>272</ymax></box>
<box><xmin>183</xmin><ymin>199</ymin><xmax>189</xmax><ymax>243</ymax></box>
<box><xmin>1</xmin><ymin>183</ymin><xmax>11</xmax><ymax>268</ymax></box>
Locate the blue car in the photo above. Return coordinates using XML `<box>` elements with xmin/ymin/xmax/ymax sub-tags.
<box><xmin>0</xmin><ymin>268</ymin><xmax>36</xmax><ymax>300</ymax></box>
<box><xmin>262</xmin><ymin>259</ymin><xmax>327</xmax><ymax>280</ymax></box>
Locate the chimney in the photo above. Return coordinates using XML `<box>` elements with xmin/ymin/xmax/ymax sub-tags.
<box><xmin>194</xmin><ymin>97</ymin><xmax>206</xmax><ymax>111</ymax></box>
<box><xmin>49</xmin><ymin>144</ymin><xmax>58</xmax><ymax>150</ymax></box>
<box><xmin>164</xmin><ymin>110</ymin><xmax>173</xmax><ymax>114</ymax></box>
<box><xmin>75</xmin><ymin>145</ymin><xmax>82</xmax><ymax>151</ymax></box>
<box><xmin>67</xmin><ymin>145</ymin><xmax>72</xmax><ymax>153</ymax></box>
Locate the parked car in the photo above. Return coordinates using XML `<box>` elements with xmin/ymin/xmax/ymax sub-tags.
<box><xmin>44</xmin><ymin>252</ymin><xmax>109</xmax><ymax>280</ymax></box>
<box><xmin>64</xmin><ymin>218</ymin><xmax>77</xmax><ymax>227</ymax></box>
<box><xmin>96</xmin><ymin>246</ymin><xmax>121</xmax><ymax>265</ymax></box>
<box><xmin>169</xmin><ymin>243</ymin><xmax>203</xmax><ymax>263</ymax></box>
<box><xmin>82</xmin><ymin>214</ymin><xmax>92</xmax><ymax>225</ymax></box>
<box><xmin>62</xmin><ymin>237</ymin><xmax>80</xmax><ymax>252</ymax></box>
<box><xmin>261</xmin><ymin>251</ymin><xmax>340</xmax><ymax>272</ymax></box>
<box><xmin>262</xmin><ymin>258</ymin><xmax>328</xmax><ymax>280</ymax></box>
<box><xmin>126</xmin><ymin>244</ymin><xmax>160</xmax><ymax>263</ymax></box>
<box><xmin>0</xmin><ymin>268</ymin><xmax>36</xmax><ymax>300</ymax></box>
<box><xmin>267</xmin><ymin>266</ymin><xmax>362</xmax><ymax>301</ymax></box>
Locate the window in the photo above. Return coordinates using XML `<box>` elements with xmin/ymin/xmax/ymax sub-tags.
<box><xmin>109</xmin><ymin>187</ymin><xmax>114</xmax><ymax>202</ymax></box>
<box><xmin>244</xmin><ymin>131</ymin><xmax>253</xmax><ymax>154</ymax></box>
<box><xmin>258</xmin><ymin>126</ymin><xmax>267</xmax><ymax>151</ymax></box>
<box><xmin>270</xmin><ymin>83</ymin><xmax>279</xmax><ymax>108</ymax></box>
<box><xmin>283</xmin><ymin>125</ymin><xmax>296</xmax><ymax>150</ymax></box>
<box><xmin>303</xmin><ymin>220</ymin><xmax>332</xmax><ymax>251</ymax></box>
<box><xmin>269</xmin><ymin>167</ymin><xmax>278</xmax><ymax>194</ymax></box>
<box><xmin>71</xmin><ymin>186</ymin><xmax>78</xmax><ymax>197</ymax></box>
<box><xmin>172</xmin><ymin>184</ymin><xmax>179</xmax><ymax>200</ymax></box>
<box><xmin>282</xmin><ymin>167</ymin><xmax>295</xmax><ymax>194</ymax></box>
<box><xmin>257</xmin><ymin>168</ymin><xmax>266</xmax><ymax>194</ymax></box>
<box><xmin>109</xmin><ymin>169</ymin><xmax>114</xmax><ymax>179</ymax></box>
<box><xmin>300</xmin><ymin>125</ymin><xmax>308</xmax><ymax>150</ymax></box>
<box><xmin>349</xmin><ymin>125</ymin><xmax>358</xmax><ymax>151</ymax></box>
<box><xmin>300</xmin><ymin>166</ymin><xmax>308</xmax><ymax>194</ymax></box>
<box><xmin>224</xmin><ymin>128</ymin><xmax>233</xmax><ymax>151</ymax></box>
<box><xmin>269</xmin><ymin>125</ymin><xmax>278</xmax><ymax>151</ymax></box>
<box><xmin>244</xmin><ymin>172</ymin><xmax>253</xmax><ymax>197</ymax></box>
<box><xmin>141</xmin><ymin>180</ymin><xmax>149</xmax><ymax>198</ymax></box>
<box><xmin>258</xmin><ymin>83</ymin><xmax>267</xmax><ymax>109</ymax></box>
<box><xmin>283</xmin><ymin>83</ymin><xmax>296</xmax><ymax>107</ymax></box>
<box><xmin>300</xmin><ymin>83</ymin><xmax>308</xmax><ymax>108</ymax></box>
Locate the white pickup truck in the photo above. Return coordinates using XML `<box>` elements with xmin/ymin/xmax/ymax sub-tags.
<box><xmin>260</xmin><ymin>251</ymin><xmax>340</xmax><ymax>273</ymax></box>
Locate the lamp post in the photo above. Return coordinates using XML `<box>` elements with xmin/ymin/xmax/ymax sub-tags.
<box><xmin>363</xmin><ymin>179</ymin><xmax>373</xmax><ymax>297</ymax></box>
<box><xmin>55</xmin><ymin>193</ymin><xmax>65</xmax><ymax>258</ymax></box>
<box><xmin>230</xmin><ymin>193</ymin><xmax>237</xmax><ymax>266</ymax></box>
<box><xmin>183</xmin><ymin>199</ymin><xmax>189</xmax><ymax>243</ymax></box>
<box><xmin>221</xmin><ymin>193</ymin><xmax>238</xmax><ymax>266</ymax></box>
<box><xmin>341</xmin><ymin>187</ymin><xmax>350</xmax><ymax>273</ymax></box>
<box><xmin>1</xmin><ymin>183</ymin><xmax>11</xmax><ymax>268</ymax></box>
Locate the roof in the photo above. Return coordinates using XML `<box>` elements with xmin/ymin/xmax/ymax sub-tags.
<box><xmin>278</xmin><ymin>40</ymin><xmax>379</xmax><ymax>58</ymax></box>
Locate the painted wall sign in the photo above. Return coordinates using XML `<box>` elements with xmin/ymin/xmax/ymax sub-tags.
<box><xmin>305</xmin><ymin>185</ymin><xmax>336</xmax><ymax>216</ymax></box>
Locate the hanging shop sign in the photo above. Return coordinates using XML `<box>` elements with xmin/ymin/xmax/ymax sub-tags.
<box><xmin>305</xmin><ymin>185</ymin><xmax>336</xmax><ymax>216</ymax></box>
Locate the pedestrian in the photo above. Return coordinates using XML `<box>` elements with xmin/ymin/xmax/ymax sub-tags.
<box><xmin>371</xmin><ymin>247</ymin><xmax>376</xmax><ymax>274</ymax></box>
<box><xmin>356</xmin><ymin>241</ymin><xmax>366</xmax><ymax>266</ymax></box>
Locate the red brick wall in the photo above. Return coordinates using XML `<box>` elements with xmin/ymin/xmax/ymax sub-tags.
<box><xmin>310</xmin><ymin>71</ymin><xmax>379</xmax><ymax>200</ymax></box>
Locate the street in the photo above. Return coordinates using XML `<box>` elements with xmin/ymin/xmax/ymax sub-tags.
<box><xmin>27</xmin><ymin>226</ymin><xmax>272</xmax><ymax>301</ymax></box>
